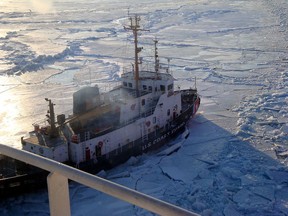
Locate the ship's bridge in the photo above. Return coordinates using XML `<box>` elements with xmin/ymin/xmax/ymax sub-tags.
<box><xmin>121</xmin><ymin>71</ymin><xmax>174</xmax><ymax>95</ymax></box>
<box><xmin>121</xmin><ymin>71</ymin><xmax>173</xmax><ymax>81</ymax></box>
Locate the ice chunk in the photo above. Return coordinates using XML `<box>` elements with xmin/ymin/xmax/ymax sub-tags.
<box><xmin>265</xmin><ymin>170</ymin><xmax>288</xmax><ymax>184</ymax></box>
<box><xmin>192</xmin><ymin>200</ymin><xmax>206</xmax><ymax>211</ymax></box>
<box><xmin>157</xmin><ymin>141</ymin><xmax>182</xmax><ymax>156</ymax></box>
<box><xmin>233</xmin><ymin>188</ymin><xmax>271</xmax><ymax>207</ymax></box>
<box><xmin>223</xmin><ymin>204</ymin><xmax>242</xmax><ymax>216</ymax></box>
<box><xmin>108</xmin><ymin>171</ymin><xmax>130</xmax><ymax>179</ymax></box>
<box><xmin>251</xmin><ymin>186</ymin><xmax>275</xmax><ymax>201</ymax></box>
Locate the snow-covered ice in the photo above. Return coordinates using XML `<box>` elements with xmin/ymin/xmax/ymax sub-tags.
<box><xmin>0</xmin><ymin>0</ymin><xmax>287</xmax><ymax>215</ymax></box>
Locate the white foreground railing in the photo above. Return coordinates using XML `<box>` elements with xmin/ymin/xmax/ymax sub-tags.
<box><xmin>0</xmin><ymin>144</ymin><xmax>199</xmax><ymax>216</ymax></box>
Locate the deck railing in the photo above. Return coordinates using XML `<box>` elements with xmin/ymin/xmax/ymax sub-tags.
<box><xmin>0</xmin><ymin>144</ymin><xmax>199</xmax><ymax>216</ymax></box>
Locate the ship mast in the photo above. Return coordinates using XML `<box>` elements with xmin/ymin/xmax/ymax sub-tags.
<box><xmin>45</xmin><ymin>98</ymin><xmax>58</xmax><ymax>138</ymax></box>
<box><xmin>124</xmin><ymin>15</ymin><xmax>147</xmax><ymax>97</ymax></box>
<box><xmin>154</xmin><ymin>38</ymin><xmax>160</xmax><ymax>73</ymax></box>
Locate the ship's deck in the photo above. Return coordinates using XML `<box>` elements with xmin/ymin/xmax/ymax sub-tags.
<box><xmin>24</xmin><ymin>133</ymin><xmax>66</xmax><ymax>148</ymax></box>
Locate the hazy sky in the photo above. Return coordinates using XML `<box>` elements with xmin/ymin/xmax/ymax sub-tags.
<box><xmin>0</xmin><ymin>0</ymin><xmax>54</xmax><ymax>13</ymax></box>
<box><xmin>29</xmin><ymin>0</ymin><xmax>54</xmax><ymax>13</ymax></box>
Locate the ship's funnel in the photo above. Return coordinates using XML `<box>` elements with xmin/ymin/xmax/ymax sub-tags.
<box><xmin>73</xmin><ymin>86</ymin><xmax>101</xmax><ymax>114</ymax></box>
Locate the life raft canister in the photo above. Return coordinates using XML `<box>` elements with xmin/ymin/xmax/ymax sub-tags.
<box><xmin>146</xmin><ymin>121</ymin><xmax>151</xmax><ymax>127</ymax></box>
<box><xmin>71</xmin><ymin>134</ymin><xmax>79</xmax><ymax>143</ymax></box>
<box><xmin>98</xmin><ymin>141</ymin><xmax>103</xmax><ymax>148</ymax></box>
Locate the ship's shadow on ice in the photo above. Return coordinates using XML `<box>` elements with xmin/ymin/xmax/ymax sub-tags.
<box><xmin>157</xmin><ymin>113</ymin><xmax>288</xmax><ymax>215</ymax></box>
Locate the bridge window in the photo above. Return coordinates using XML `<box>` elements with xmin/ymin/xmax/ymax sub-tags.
<box><xmin>167</xmin><ymin>109</ymin><xmax>170</xmax><ymax>116</ymax></box>
<box><xmin>143</xmin><ymin>85</ymin><xmax>147</xmax><ymax>90</ymax></box>
<box><xmin>128</xmin><ymin>83</ymin><xmax>132</xmax><ymax>88</ymax></box>
<box><xmin>142</xmin><ymin>99</ymin><xmax>145</xmax><ymax>106</ymax></box>
<box><xmin>123</xmin><ymin>82</ymin><xmax>127</xmax><ymax>87</ymax></box>
<box><xmin>160</xmin><ymin>85</ymin><xmax>165</xmax><ymax>92</ymax></box>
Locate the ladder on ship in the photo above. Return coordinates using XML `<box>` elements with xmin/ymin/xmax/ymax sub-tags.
<box><xmin>84</xmin><ymin>131</ymin><xmax>90</xmax><ymax>141</ymax></box>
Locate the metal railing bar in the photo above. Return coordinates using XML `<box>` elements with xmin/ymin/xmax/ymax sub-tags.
<box><xmin>0</xmin><ymin>144</ymin><xmax>199</xmax><ymax>216</ymax></box>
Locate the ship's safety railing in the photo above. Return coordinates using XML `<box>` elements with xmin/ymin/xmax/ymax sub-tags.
<box><xmin>0</xmin><ymin>144</ymin><xmax>199</xmax><ymax>216</ymax></box>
